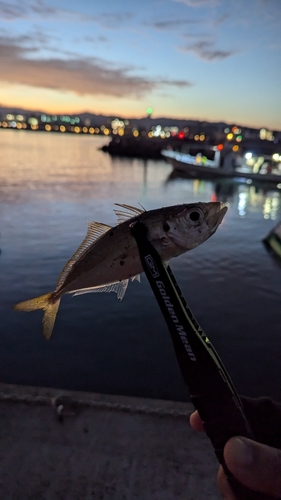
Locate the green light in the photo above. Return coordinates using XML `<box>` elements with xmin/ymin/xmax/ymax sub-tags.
<box><xmin>146</xmin><ymin>107</ymin><xmax>153</xmax><ymax>115</ymax></box>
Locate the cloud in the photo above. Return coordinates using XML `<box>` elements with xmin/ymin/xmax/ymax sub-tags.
<box><xmin>0</xmin><ymin>1</ymin><xmax>27</xmax><ymax>19</ymax></box>
<box><xmin>0</xmin><ymin>39</ymin><xmax>193</xmax><ymax>98</ymax></box>
<box><xmin>174</xmin><ymin>0</ymin><xmax>219</xmax><ymax>6</ymax></box>
<box><xmin>0</xmin><ymin>0</ymin><xmax>56</xmax><ymax>19</ymax></box>
<box><xmin>179</xmin><ymin>40</ymin><xmax>235</xmax><ymax>60</ymax></box>
<box><xmin>92</xmin><ymin>12</ymin><xmax>134</xmax><ymax>29</ymax></box>
<box><xmin>84</xmin><ymin>36</ymin><xmax>108</xmax><ymax>44</ymax></box>
<box><xmin>148</xmin><ymin>18</ymin><xmax>201</xmax><ymax>30</ymax></box>
<box><xmin>0</xmin><ymin>0</ymin><xmax>134</xmax><ymax>27</ymax></box>
<box><xmin>213</xmin><ymin>13</ymin><xmax>230</xmax><ymax>26</ymax></box>
<box><xmin>161</xmin><ymin>79</ymin><xmax>193</xmax><ymax>88</ymax></box>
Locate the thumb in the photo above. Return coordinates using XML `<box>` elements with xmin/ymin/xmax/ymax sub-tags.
<box><xmin>224</xmin><ymin>436</ymin><xmax>281</xmax><ymax>498</ymax></box>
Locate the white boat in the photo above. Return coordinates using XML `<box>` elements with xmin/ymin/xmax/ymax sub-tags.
<box><xmin>162</xmin><ymin>147</ymin><xmax>281</xmax><ymax>185</ymax></box>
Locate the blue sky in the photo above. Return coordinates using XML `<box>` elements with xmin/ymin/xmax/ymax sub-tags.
<box><xmin>0</xmin><ymin>0</ymin><xmax>280</xmax><ymax>129</ymax></box>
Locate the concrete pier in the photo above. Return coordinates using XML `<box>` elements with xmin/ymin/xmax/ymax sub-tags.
<box><xmin>0</xmin><ymin>383</ymin><xmax>219</xmax><ymax>499</ymax></box>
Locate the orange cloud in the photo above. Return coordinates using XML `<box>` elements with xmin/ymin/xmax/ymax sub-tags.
<box><xmin>0</xmin><ymin>38</ymin><xmax>193</xmax><ymax>98</ymax></box>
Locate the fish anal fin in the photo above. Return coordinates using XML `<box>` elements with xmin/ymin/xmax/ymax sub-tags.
<box><xmin>72</xmin><ymin>279</ymin><xmax>129</xmax><ymax>301</ymax></box>
<box><xmin>114</xmin><ymin>203</ymin><xmax>145</xmax><ymax>224</ymax></box>
<box><xmin>56</xmin><ymin>221</ymin><xmax>112</xmax><ymax>289</ymax></box>
<box><xmin>131</xmin><ymin>274</ymin><xmax>141</xmax><ymax>283</ymax></box>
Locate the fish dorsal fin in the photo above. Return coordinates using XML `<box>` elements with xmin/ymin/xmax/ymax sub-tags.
<box><xmin>114</xmin><ymin>203</ymin><xmax>145</xmax><ymax>224</ymax></box>
<box><xmin>71</xmin><ymin>279</ymin><xmax>129</xmax><ymax>301</ymax></box>
<box><xmin>56</xmin><ymin>221</ymin><xmax>112</xmax><ymax>288</ymax></box>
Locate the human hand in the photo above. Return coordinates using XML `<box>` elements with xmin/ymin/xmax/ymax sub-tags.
<box><xmin>190</xmin><ymin>409</ymin><xmax>281</xmax><ymax>499</ymax></box>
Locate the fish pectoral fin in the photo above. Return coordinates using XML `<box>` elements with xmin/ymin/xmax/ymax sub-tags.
<box><xmin>56</xmin><ymin>221</ymin><xmax>112</xmax><ymax>288</ymax></box>
<box><xmin>131</xmin><ymin>274</ymin><xmax>141</xmax><ymax>283</ymax></box>
<box><xmin>72</xmin><ymin>279</ymin><xmax>129</xmax><ymax>301</ymax></box>
<box><xmin>114</xmin><ymin>203</ymin><xmax>145</xmax><ymax>224</ymax></box>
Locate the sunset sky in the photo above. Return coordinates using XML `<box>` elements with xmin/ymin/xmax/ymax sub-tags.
<box><xmin>0</xmin><ymin>0</ymin><xmax>280</xmax><ymax>129</ymax></box>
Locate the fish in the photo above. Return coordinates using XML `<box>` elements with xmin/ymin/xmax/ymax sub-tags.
<box><xmin>13</xmin><ymin>201</ymin><xmax>227</xmax><ymax>339</ymax></box>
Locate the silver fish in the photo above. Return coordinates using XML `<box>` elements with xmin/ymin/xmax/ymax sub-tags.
<box><xmin>14</xmin><ymin>202</ymin><xmax>227</xmax><ymax>339</ymax></box>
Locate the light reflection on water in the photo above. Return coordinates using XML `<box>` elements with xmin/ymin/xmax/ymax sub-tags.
<box><xmin>1</xmin><ymin>130</ymin><xmax>281</xmax><ymax>401</ymax></box>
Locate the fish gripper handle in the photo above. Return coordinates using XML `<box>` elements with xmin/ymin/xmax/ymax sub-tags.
<box><xmin>131</xmin><ymin>220</ymin><xmax>277</xmax><ymax>500</ymax></box>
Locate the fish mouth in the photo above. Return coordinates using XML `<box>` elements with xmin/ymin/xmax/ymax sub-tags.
<box><xmin>206</xmin><ymin>202</ymin><xmax>228</xmax><ymax>233</ymax></box>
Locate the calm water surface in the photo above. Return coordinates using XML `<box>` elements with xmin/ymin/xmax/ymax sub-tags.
<box><xmin>1</xmin><ymin>130</ymin><xmax>281</xmax><ymax>401</ymax></box>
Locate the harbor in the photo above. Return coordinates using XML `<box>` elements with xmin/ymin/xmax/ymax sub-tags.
<box><xmin>1</xmin><ymin>137</ymin><xmax>281</xmax><ymax>500</ymax></box>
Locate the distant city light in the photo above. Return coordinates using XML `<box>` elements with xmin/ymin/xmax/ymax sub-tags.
<box><xmin>245</xmin><ymin>152</ymin><xmax>252</xmax><ymax>159</ymax></box>
<box><xmin>28</xmin><ymin>117</ymin><xmax>38</xmax><ymax>126</ymax></box>
<box><xmin>178</xmin><ymin>131</ymin><xmax>185</xmax><ymax>139</ymax></box>
<box><xmin>232</xmin><ymin>145</ymin><xmax>239</xmax><ymax>152</ymax></box>
<box><xmin>45</xmin><ymin>124</ymin><xmax>51</xmax><ymax>131</ymax></box>
<box><xmin>260</xmin><ymin>128</ymin><xmax>267</xmax><ymax>140</ymax></box>
<box><xmin>232</xmin><ymin>126</ymin><xmax>241</xmax><ymax>134</ymax></box>
<box><xmin>217</xmin><ymin>144</ymin><xmax>224</xmax><ymax>150</ymax></box>
<box><xmin>146</xmin><ymin>107</ymin><xmax>153</xmax><ymax>115</ymax></box>
<box><xmin>111</xmin><ymin>118</ymin><xmax>124</xmax><ymax>129</ymax></box>
<box><xmin>272</xmin><ymin>153</ymin><xmax>281</xmax><ymax>161</ymax></box>
<box><xmin>226</xmin><ymin>133</ymin><xmax>233</xmax><ymax>140</ymax></box>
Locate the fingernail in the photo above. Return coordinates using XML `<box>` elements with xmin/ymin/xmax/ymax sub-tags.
<box><xmin>229</xmin><ymin>437</ymin><xmax>254</xmax><ymax>467</ymax></box>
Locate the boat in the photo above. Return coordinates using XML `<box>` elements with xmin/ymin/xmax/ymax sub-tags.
<box><xmin>263</xmin><ymin>221</ymin><xmax>281</xmax><ymax>261</ymax></box>
<box><xmin>161</xmin><ymin>147</ymin><xmax>281</xmax><ymax>185</ymax></box>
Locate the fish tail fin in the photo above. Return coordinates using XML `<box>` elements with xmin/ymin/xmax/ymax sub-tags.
<box><xmin>13</xmin><ymin>292</ymin><xmax>61</xmax><ymax>340</ymax></box>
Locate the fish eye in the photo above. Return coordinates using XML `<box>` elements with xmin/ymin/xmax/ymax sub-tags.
<box><xmin>188</xmin><ymin>210</ymin><xmax>201</xmax><ymax>222</ymax></box>
<box><xmin>163</xmin><ymin>222</ymin><xmax>170</xmax><ymax>232</ymax></box>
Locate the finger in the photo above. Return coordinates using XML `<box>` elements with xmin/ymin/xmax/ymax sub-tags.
<box><xmin>189</xmin><ymin>410</ymin><xmax>205</xmax><ymax>432</ymax></box>
<box><xmin>217</xmin><ymin>466</ymin><xmax>237</xmax><ymax>500</ymax></box>
<box><xmin>224</xmin><ymin>436</ymin><xmax>281</xmax><ymax>497</ymax></box>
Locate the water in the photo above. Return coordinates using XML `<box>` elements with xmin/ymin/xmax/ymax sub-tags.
<box><xmin>1</xmin><ymin>130</ymin><xmax>281</xmax><ymax>401</ymax></box>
